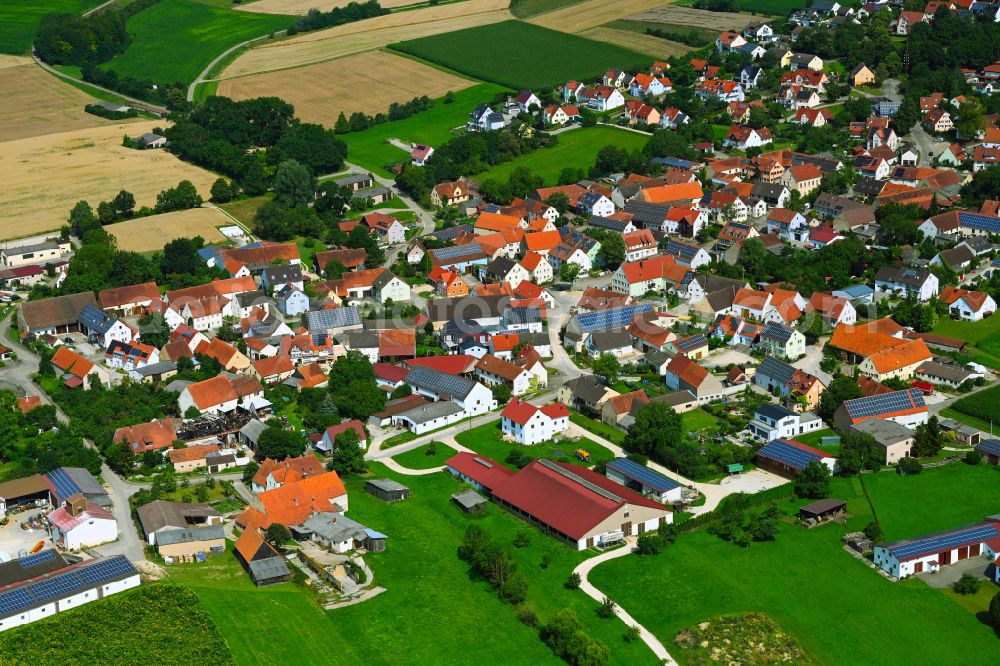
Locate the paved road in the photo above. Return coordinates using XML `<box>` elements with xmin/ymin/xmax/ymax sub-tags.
<box><xmin>31</xmin><ymin>53</ymin><xmax>168</xmax><ymax>116</ymax></box>
<box><xmin>187</xmin><ymin>31</ymin><xmax>288</xmax><ymax>102</ymax></box>
<box><xmin>908</xmin><ymin>123</ymin><xmax>945</xmax><ymax>165</ymax></box>
<box><xmin>572</xmin><ymin>537</ymin><xmax>676</xmax><ymax>665</ymax></box>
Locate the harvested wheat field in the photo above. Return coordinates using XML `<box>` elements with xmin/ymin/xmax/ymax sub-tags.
<box><xmin>0</xmin><ymin>61</ymin><xmax>137</xmax><ymax>142</ymax></box>
<box><xmin>627</xmin><ymin>6</ymin><xmax>756</xmax><ymax>31</ymax></box>
<box><xmin>580</xmin><ymin>26</ymin><xmax>692</xmax><ymax>58</ymax></box>
<box><xmin>237</xmin><ymin>0</ymin><xmax>416</xmax><ymax>15</ymax></box>
<box><xmin>108</xmin><ymin>207</ymin><xmax>228</xmax><ymax>252</ymax></box>
<box><xmin>0</xmin><ymin>121</ymin><xmax>217</xmax><ymax>241</ymax></box>
<box><xmin>219</xmin><ymin>51</ymin><xmax>473</xmax><ymax>127</ymax></box>
<box><xmin>220</xmin><ymin>0</ymin><xmax>511</xmax><ymax>78</ymax></box>
<box><xmin>528</xmin><ymin>0</ymin><xmax>669</xmax><ymax>33</ymax></box>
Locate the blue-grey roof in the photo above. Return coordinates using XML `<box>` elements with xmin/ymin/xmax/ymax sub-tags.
<box><xmin>572</xmin><ymin>304</ymin><xmax>653</xmax><ymax>334</ymax></box>
<box><xmin>757</xmin><ymin>438</ymin><xmax>824</xmax><ymax>471</ymax></box>
<box><xmin>651</xmin><ymin>156</ymin><xmax>698</xmax><ymax>169</ymax></box>
<box><xmin>756</xmin><ymin>403</ymin><xmax>795</xmax><ymax>420</ymax></box>
<box><xmin>760</xmin><ymin>321</ymin><xmax>794</xmax><ymax>344</ymax></box>
<box><xmin>976</xmin><ymin>439</ymin><xmax>1000</xmax><ymax>456</ymax></box>
<box><xmin>588</xmin><ymin>216</ymin><xmax>631</xmax><ymax>233</ymax></box>
<box><xmin>77</xmin><ymin>304</ymin><xmax>114</xmax><ymax>334</ymax></box>
<box><xmin>155</xmin><ymin>524</ymin><xmax>225</xmax><ymax>546</ymax></box>
<box><xmin>664</xmin><ymin>239</ymin><xmax>702</xmax><ymax>264</ymax></box>
<box><xmin>44</xmin><ymin>467</ymin><xmax>105</xmax><ymax>500</ymax></box>
<box><xmin>835</xmin><ymin>284</ymin><xmax>874</xmax><ymax>298</ymax></box>
<box><xmin>0</xmin><ymin>556</ymin><xmax>136</xmax><ymax>620</ymax></box>
<box><xmin>959</xmin><ymin>211</ymin><xmax>1000</xmax><ymax>234</ymax></box>
<box><xmin>405</xmin><ymin>365</ymin><xmax>477</xmax><ymax>400</ymax></box>
<box><xmin>843</xmin><ymin>389</ymin><xmax>925</xmax><ymax>420</ymax></box>
<box><xmin>304</xmin><ymin>306</ymin><xmax>361</xmax><ymax>331</ymax></box>
<box><xmin>607</xmin><ymin>458</ymin><xmax>680</xmax><ymax>493</ymax></box>
<box><xmin>674</xmin><ymin>334</ymin><xmax>708</xmax><ymax>352</ymax></box>
<box><xmin>757</xmin><ymin>355</ymin><xmax>795</xmax><ymax>384</ymax></box>
<box><xmin>429</xmin><ymin>244</ymin><xmax>487</xmax><ymax>264</ymax></box>
<box><xmin>884</xmin><ymin>522</ymin><xmax>1000</xmax><ymax>561</ymax></box>
<box><xmin>431</xmin><ymin>224</ymin><xmax>474</xmax><ymax>242</ymax></box>
<box><xmin>249</xmin><ymin>556</ymin><xmax>290</xmax><ymax>582</ymax></box>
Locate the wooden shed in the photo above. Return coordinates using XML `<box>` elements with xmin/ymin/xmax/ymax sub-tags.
<box><xmin>798</xmin><ymin>498</ymin><xmax>847</xmax><ymax>525</ymax></box>
<box><xmin>366</xmin><ymin>478</ymin><xmax>410</xmax><ymax>503</ymax></box>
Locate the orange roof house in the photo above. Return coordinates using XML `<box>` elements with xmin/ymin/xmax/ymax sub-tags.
<box><xmin>860</xmin><ymin>339</ymin><xmax>932</xmax><ymax>381</ymax></box>
<box><xmin>475</xmin><ymin>212</ymin><xmax>523</xmax><ymax>233</ymax></box>
<box><xmin>255</xmin><ymin>471</ymin><xmax>349</xmax><ymax>527</ymax></box>
<box><xmin>638</xmin><ymin>182</ymin><xmax>703</xmax><ymax>205</ymax></box>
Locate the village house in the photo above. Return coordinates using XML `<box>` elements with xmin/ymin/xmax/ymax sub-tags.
<box><xmin>939</xmin><ymin>285</ymin><xmax>996</xmax><ymax>321</ymax></box>
<box><xmin>874</xmin><ymin>517</ymin><xmax>1000</xmax><ymax>578</ymax></box>
<box><xmin>501</xmin><ymin>398</ymin><xmax>569</xmax><ymax>445</ymax></box>
<box><xmin>748</xmin><ymin>404</ymin><xmax>823</xmax><ymax>442</ymax></box>
<box><xmin>834</xmin><ymin>388</ymin><xmax>928</xmax><ymax>431</ymax></box>
<box><xmin>755</xmin><ymin>438</ymin><xmax>837</xmax><ymax>478</ymax></box>
<box><xmin>50</xmin><ymin>347</ymin><xmax>110</xmax><ymax>390</ymax></box>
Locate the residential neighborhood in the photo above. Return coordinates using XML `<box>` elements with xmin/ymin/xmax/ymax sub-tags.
<box><xmin>3</xmin><ymin>0</ymin><xmax>1000</xmax><ymax>663</ymax></box>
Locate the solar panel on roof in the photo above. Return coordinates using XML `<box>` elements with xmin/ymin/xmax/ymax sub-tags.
<box><xmin>575</xmin><ymin>304</ymin><xmax>653</xmax><ymax>333</ymax></box>
<box><xmin>889</xmin><ymin>524</ymin><xmax>998</xmax><ymax>560</ymax></box>
<box><xmin>76</xmin><ymin>557</ymin><xmax>136</xmax><ymax>586</ymax></box>
<box><xmin>757</xmin><ymin>439</ymin><xmax>822</xmax><ymax>470</ymax></box>
<box><xmin>29</xmin><ymin>572</ymin><xmax>84</xmax><ymax>603</ymax></box>
<box><xmin>976</xmin><ymin>439</ymin><xmax>1000</xmax><ymax>456</ymax></box>
<box><xmin>406</xmin><ymin>366</ymin><xmax>475</xmax><ymax>400</ymax></box>
<box><xmin>960</xmin><ymin>212</ymin><xmax>1000</xmax><ymax>233</ymax></box>
<box><xmin>0</xmin><ymin>588</ymin><xmax>35</xmax><ymax>616</ymax></box>
<box><xmin>431</xmin><ymin>244</ymin><xmax>484</xmax><ymax>261</ymax></box>
<box><xmin>19</xmin><ymin>550</ymin><xmax>56</xmax><ymax>568</ymax></box>
<box><xmin>846</xmin><ymin>389</ymin><xmax>924</xmax><ymax>419</ymax></box>
<box><xmin>607</xmin><ymin>458</ymin><xmax>680</xmax><ymax>492</ymax></box>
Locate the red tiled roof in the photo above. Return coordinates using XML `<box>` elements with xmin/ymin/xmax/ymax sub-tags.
<box><xmin>404</xmin><ymin>354</ymin><xmax>477</xmax><ymax>374</ymax></box>
<box><xmin>666</xmin><ymin>354</ymin><xmax>708</xmax><ymax>388</ymax></box>
<box><xmin>324</xmin><ymin>420</ymin><xmax>367</xmax><ymax>444</ymax></box>
<box><xmin>258</xmin><ymin>471</ymin><xmax>348</xmax><ymax>527</ymax></box>
<box><xmin>98</xmin><ymin>282</ymin><xmax>160</xmax><ymax>309</ymax></box>
<box><xmin>168</xmin><ymin>444</ymin><xmax>219</xmax><ymax>464</ymax></box>
<box><xmin>446</xmin><ymin>452</ymin><xmax>515</xmax><ymax>491</ymax></box>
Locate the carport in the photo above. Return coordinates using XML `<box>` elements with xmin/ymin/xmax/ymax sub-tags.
<box><xmin>0</xmin><ymin>475</ymin><xmax>53</xmax><ymax>517</ymax></box>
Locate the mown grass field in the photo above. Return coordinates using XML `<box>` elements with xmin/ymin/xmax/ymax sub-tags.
<box><xmin>455</xmin><ymin>420</ymin><xmax>615</xmax><ymax>469</ymax></box>
<box><xmin>591</xmin><ymin>468</ymin><xmax>1000</xmax><ymax>665</ymax></box>
<box><xmin>343</xmin><ymin>83</ymin><xmax>509</xmax><ymax>176</ymax></box>
<box><xmin>0</xmin><ymin>0</ymin><xmax>103</xmax><ymax>55</ymax></box>
<box><xmin>391</xmin><ymin>20</ymin><xmax>650</xmax><ymax>89</ymax></box>
<box><xmin>476</xmin><ymin>126</ymin><xmax>649</xmax><ymax>185</ymax></box>
<box><xmin>102</xmin><ymin>0</ymin><xmax>291</xmax><ymax>85</ymax></box>
<box><xmin>510</xmin><ymin>0</ymin><xmax>584</xmax><ymax>18</ymax></box>
<box><xmin>172</xmin><ymin>465</ymin><xmax>658</xmax><ymax>665</ymax></box>
<box><xmin>391</xmin><ymin>441</ymin><xmax>458</xmax><ymax>469</ymax></box>
<box><xmin>932</xmin><ymin>314</ymin><xmax>1000</xmax><ymax>369</ymax></box>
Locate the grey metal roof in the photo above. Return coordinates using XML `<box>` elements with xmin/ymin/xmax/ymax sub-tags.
<box><xmin>452</xmin><ymin>488</ymin><xmax>486</xmax><ymax>509</ymax></box>
<box><xmin>349</xmin><ymin>330</ymin><xmax>379</xmax><ymax>349</ymax></box>
<box><xmin>2</xmin><ymin>241</ymin><xmax>62</xmax><ymax>256</ymax></box>
<box><xmin>430</xmin><ymin>224</ymin><xmax>474</xmax><ymax>242</ymax></box>
<box><xmin>155</xmin><ymin>524</ymin><xmax>225</xmax><ymax>546</ymax></box>
<box><xmin>261</xmin><ymin>265</ymin><xmax>302</xmax><ymax>284</ymax></box>
<box><xmin>589</xmin><ymin>329</ymin><xmax>633</xmax><ymax>351</ymax></box>
<box><xmin>396</xmin><ymin>399</ymin><xmax>464</xmax><ymax>424</ymax></box>
<box><xmin>249</xmin><ymin>556</ymin><xmax>290</xmax><ymax>582</ymax></box>
<box><xmin>850</xmin><ymin>418</ymin><xmax>914</xmax><ymax>447</ymax></box>
<box><xmin>756</xmin><ymin>403</ymin><xmax>795</xmax><ymax>420</ymax></box>
<box><xmin>303</xmin><ymin>512</ymin><xmax>374</xmax><ymax>544</ymax></box>
<box><xmin>563</xmin><ymin>375</ymin><xmax>611</xmax><ymax>403</ymax></box>
<box><xmin>367</xmin><ymin>478</ymin><xmax>409</xmax><ymax>492</ymax></box>
<box><xmin>131</xmin><ymin>360</ymin><xmax>177</xmax><ymax>377</ymax></box>
<box><xmin>405</xmin><ymin>365</ymin><xmax>477</xmax><ymax>400</ymax></box>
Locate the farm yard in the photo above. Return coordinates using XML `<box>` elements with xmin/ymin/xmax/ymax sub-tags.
<box><xmin>237</xmin><ymin>0</ymin><xmax>418</xmax><ymax>15</ymax></box>
<box><xmin>474</xmin><ymin>126</ymin><xmax>649</xmax><ymax>185</ymax></box>
<box><xmin>342</xmin><ymin>83</ymin><xmax>509</xmax><ymax>176</ymax></box>
<box><xmin>391</xmin><ymin>21</ymin><xmax>650</xmax><ymax>89</ymax></box>
<box><xmin>0</xmin><ymin>58</ymin><xmax>137</xmax><ymax>142</ymax></box>
<box><xmin>220</xmin><ymin>0</ymin><xmax>512</xmax><ymax>79</ymax></box>
<box><xmin>526</xmin><ymin>0</ymin><xmax>676</xmax><ymax>33</ymax></box>
<box><xmin>591</xmin><ymin>469</ymin><xmax>1000</xmax><ymax>665</ymax></box>
<box><xmin>101</xmin><ymin>0</ymin><xmax>292</xmax><ymax>85</ymax></box>
<box><xmin>107</xmin><ymin>207</ymin><xmax>231</xmax><ymax>252</ymax></box>
<box><xmin>626</xmin><ymin>5</ymin><xmax>759</xmax><ymax>32</ymax></box>
<box><xmin>217</xmin><ymin>51</ymin><xmax>474</xmax><ymax>128</ymax></box>
<box><xmin>172</xmin><ymin>466</ymin><xmax>656</xmax><ymax>665</ymax></box>
<box><xmin>0</xmin><ymin>0</ymin><xmax>103</xmax><ymax>55</ymax></box>
<box><xmin>0</xmin><ymin>121</ymin><xmax>217</xmax><ymax>241</ymax></box>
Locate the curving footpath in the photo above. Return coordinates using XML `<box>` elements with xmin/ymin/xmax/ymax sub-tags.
<box><xmin>572</xmin><ymin>538</ymin><xmax>676</xmax><ymax>665</ymax></box>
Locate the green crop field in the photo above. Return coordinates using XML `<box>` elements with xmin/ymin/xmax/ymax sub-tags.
<box><xmin>102</xmin><ymin>0</ymin><xmax>291</xmax><ymax>85</ymax></box>
<box><xmin>392</xmin><ymin>441</ymin><xmax>458</xmax><ymax>469</ymax></box>
<box><xmin>172</xmin><ymin>465</ymin><xmax>657</xmax><ymax>665</ymax></box>
<box><xmin>0</xmin><ymin>0</ymin><xmax>104</xmax><ymax>55</ymax></box>
<box><xmin>343</xmin><ymin>83</ymin><xmax>509</xmax><ymax>177</ymax></box>
<box><xmin>591</xmin><ymin>470</ymin><xmax>1000</xmax><ymax>665</ymax></box>
<box><xmin>391</xmin><ymin>21</ymin><xmax>650</xmax><ymax>89</ymax></box>
<box><xmin>456</xmin><ymin>420</ymin><xmax>616</xmax><ymax>469</ymax></box>
<box><xmin>476</xmin><ymin>126</ymin><xmax>649</xmax><ymax>185</ymax></box>
<box><xmin>0</xmin><ymin>584</ymin><xmax>234</xmax><ymax>665</ymax></box>
<box><xmin>739</xmin><ymin>0</ymin><xmax>807</xmax><ymax>15</ymax></box>
<box><xmin>510</xmin><ymin>0</ymin><xmax>585</xmax><ymax>18</ymax></box>
<box><xmin>950</xmin><ymin>383</ymin><xmax>1000</xmax><ymax>427</ymax></box>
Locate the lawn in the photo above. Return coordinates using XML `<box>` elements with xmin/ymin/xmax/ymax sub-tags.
<box><xmin>101</xmin><ymin>0</ymin><xmax>291</xmax><ymax>85</ymax></box>
<box><xmin>391</xmin><ymin>20</ymin><xmax>650</xmax><ymax>89</ymax></box>
<box><xmin>932</xmin><ymin>315</ymin><xmax>1000</xmax><ymax>368</ymax></box>
<box><xmin>219</xmin><ymin>193</ymin><xmax>272</xmax><ymax>225</ymax></box>
<box><xmin>455</xmin><ymin>420</ymin><xmax>616</xmax><ymax>469</ymax></box>
<box><xmin>391</xmin><ymin>441</ymin><xmax>457</xmax><ymax>469</ymax></box>
<box><xmin>681</xmin><ymin>408</ymin><xmax>720</xmax><ymax>434</ymax></box>
<box><xmin>476</xmin><ymin>126</ymin><xmax>649</xmax><ymax>185</ymax></box>
<box><xmin>171</xmin><ymin>466</ymin><xmax>658</xmax><ymax>664</ymax></box>
<box><xmin>0</xmin><ymin>0</ymin><xmax>104</xmax><ymax>55</ymax></box>
<box><xmin>861</xmin><ymin>462</ymin><xmax>1000</xmax><ymax>540</ymax></box>
<box><xmin>591</xmin><ymin>472</ymin><xmax>1000</xmax><ymax>665</ymax></box>
<box><xmin>343</xmin><ymin>83</ymin><xmax>509</xmax><ymax>176</ymax></box>
<box><xmin>569</xmin><ymin>410</ymin><xmax>625</xmax><ymax>445</ymax></box>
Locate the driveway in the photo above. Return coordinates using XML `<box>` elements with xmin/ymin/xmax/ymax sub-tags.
<box><xmin>792</xmin><ymin>339</ymin><xmax>833</xmax><ymax>385</ymax></box>
<box><xmin>917</xmin><ymin>556</ymin><xmax>995</xmax><ymax>588</ymax></box>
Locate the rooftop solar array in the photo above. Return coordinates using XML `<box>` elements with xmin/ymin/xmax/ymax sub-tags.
<box><xmin>0</xmin><ymin>556</ymin><xmax>136</xmax><ymax>619</ymax></box>
<box><xmin>888</xmin><ymin>523</ymin><xmax>999</xmax><ymax>560</ymax></box>
<box><xmin>430</xmin><ymin>224</ymin><xmax>473</xmax><ymax>241</ymax></box>
<box><xmin>757</xmin><ymin>356</ymin><xmax>795</xmax><ymax>385</ymax></box>
<box><xmin>675</xmin><ymin>334</ymin><xmax>708</xmax><ymax>352</ymax></box>
<box><xmin>607</xmin><ymin>458</ymin><xmax>680</xmax><ymax>492</ymax></box>
<box><xmin>976</xmin><ymin>439</ymin><xmax>1000</xmax><ymax>456</ymax></box>
<box><xmin>304</xmin><ymin>306</ymin><xmax>361</xmax><ymax>331</ymax></box>
<box><xmin>405</xmin><ymin>365</ymin><xmax>476</xmax><ymax>400</ymax></box>
<box><xmin>665</xmin><ymin>240</ymin><xmax>700</xmax><ymax>263</ymax></box>
<box><xmin>757</xmin><ymin>439</ymin><xmax>822</xmax><ymax>470</ymax></box>
<box><xmin>18</xmin><ymin>550</ymin><xmax>56</xmax><ymax>568</ymax></box>
<box><xmin>844</xmin><ymin>389</ymin><xmax>924</xmax><ymax>420</ymax></box>
<box><xmin>959</xmin><ymin>212</ymin><xmax>1000</xmax><ymax>233</ymax></box>
<box><xmin>574</xmin><ymin>304</ymin><xmax>653</xmax><ymax>333</ymax></box>
<box><xmin>760</xmin><ymin>321</ymin><xmax>793</xmax><ymax>343</ymax></box>
<box><xmin>430</xmin><ymin>243</ymin><xmax>484</xmax><ymax>262</ymax></box>
<box><xmin>44</xmin><ymin>468</ymin><xmax>81</xmax><ymax>501</ymax></box>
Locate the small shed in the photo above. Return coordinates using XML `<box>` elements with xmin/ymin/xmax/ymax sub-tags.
<box><xmin>452</xmin><ymin>489</ymin><xmax>487</xmax><ymax>514</ymax></box>
<box><xmin>798</xmin><ymin>498</ymin><xmax>847</xmax><ymax>525</ymax></box>
<box><xmin>366</xmin><ymin>478</ymin><xmax>410</xmax><ymax>503</ymax></box>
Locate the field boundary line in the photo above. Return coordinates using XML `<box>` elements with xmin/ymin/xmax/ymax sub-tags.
<box><xmin>188</xmin><ymin>30</ymin><xmax>289</xmax><ymax>102</ymax></box>
<box><xmin>31</xmin><ymin>53</ymin><xmax>168</xmax><ymax>114</ymax></box>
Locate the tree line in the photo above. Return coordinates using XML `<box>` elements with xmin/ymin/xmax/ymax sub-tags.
<box><xmin>334</xmin><ymin>95</ymin><xmax>434</xmax><ymax>134</ymax></box>
<box><xmin>287</xmin><ymin>0</ymin><xmax>390</xmax><ymax>35</ymax></box>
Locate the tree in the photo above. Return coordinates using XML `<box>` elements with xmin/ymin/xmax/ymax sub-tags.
<box><xmin>795</xmin><ymin>460</ymin><xmax>831</xmax><ymax>498</ymax></box>
<box><xmin>954</xmin><ymin>99</ymin><xmax>985</xmax><ymax>139</ymax></box>
<box><xmin>97</xmin><ymin>200</ymin><xmax>116</xmax><ymax>224</ymax></box>
<box><xmin>953</xmin><ymin>572</ymin><xmax>982</xmax><ymax>595</ymax></box>
<box><xmin>242</xmin><ymin>460</ymin><xmax>259</xmax><ymax>484</ymax></box>
<box><xmin>818</xmin><ymin>375</ymin><xmax>863</xmax><ymax>421</ymax></box>
<box><xmin>597</xmin><ymin>233</ymin><xmax>625</xmax><ymax>269</ymax></box>
<box><xmin>565</xmin><ymin>572</ymin><xmax>581</xmax><ymax>589</ymax></box>
<box><xmin>546</xmin><ymin>191</ymin><xmax>571</xmax><ymax>214</ymax></box>
<box><xmin>863</xmin><ymin>520</ymin><xmax>883</xmax><ymax>542</ymax></box>
<box><xmin>210</xmin><ymin>178</ymin><xmax>235</xmax><ymax>203</ymax></box>
<box><xmin>560</xmin><ymin>262</ymin><xmax>581</xmax><ymax>283</ymax></box>
<box><xmin>112</xmin><ymin>190</ymin><xmax>135</xmax><ymax>218</ymax></box>
<box><xmin>623</xmin><ymin>403</ymin><xmax>684</xmax><ymax>468</ymax></box>
<box><xmin>838</xmin><ymin>431</ymin><xmax>883</xmax><ymax>475</ymax></box>
<box><xmin>635</xmin><ymin>533</ymin><xmax>663</xmax><ymax>555</ymax></box>
<box><xmin>328</xmin><ymin>350</ymin><xmax>385</xmax><ymax>419</ymax></box>
<box><xmin>256</xmin><ymin>426</ymin><xmax>304</xmax><ymax>461</ymax></box>
<box><xmin>897</xmin><ymin>456</ymin><xmax>923</xmax><ymax>475</ymax></box>
<box><xmin>500</xmin><ymin>571</ymin><xmax>528</xmax><ymax>604</ymax></box>
<box><xmin>137</xmin><ymin>313</ymin><xmax>169</xmax><ymax>348</ymax></box>
<box><xmin>161</xmin><ymin>237</ymin><xmax>204</xmax><ymax>276</ymax></box>
<box><xmin>326</xmin><ymin>428</ymin><xmax>368</xmax><ymax>477</ymax></box>
<box><xmin>592</xmin><ymin>354</ymin><xmax>621</xmax><ymax>383</ymax></box>
<box><xmin>334</xmin><ymin>111</ymin><xmax>350</xmax><ymax>134</ymax></box>
<box><xmin>69</xmin><ymin>200</ymin><xmax>100</xmax><ymax>236</ymax></box>
<box><xmin>155</xmin><ymin>180</ymin><xmax>202</xmax><ymax>213</ymax></box>
<box><xmin>492</xmin><ymin>383</ymin><xmax>513</xmax><ymax>405</ymax></box>
<box><xmin>989</xmin><ymin>590</ymin><xmax>1000</xmax><ymax>629</ymax></box>
<box><xmin>912</xmin><ymin>415</ymin><xmax>944</xmax><ymax>458</ymax></box>
<box><xmin>265</xmin><ymin>523</ymin><xmax>291</xmax><ymax>546</ymax></box>
<box><xmin>273</xmin><ymin>159</ymin><xmax>315</xmax><ymax>207</ymax></box>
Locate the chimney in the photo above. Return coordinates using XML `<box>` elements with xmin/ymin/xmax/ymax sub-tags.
<box><xmin>67</xmin><ymin>494</ymin><xmax>87</xmax><ymax>517</ymax></box>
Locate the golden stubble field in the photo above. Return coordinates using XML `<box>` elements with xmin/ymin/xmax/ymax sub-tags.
<box><xmin>627</xmin><ymin>5</ymin><xmax>758</xmax><ymax>31</ymax></box>
<box><xmin>108</xmin><ymin>207</ymin><xmax>229</xmax><ymax>252</ymax></box>
<box><xmin>0</xmin><ymin>58</ymin><xmax>141</xmax><ymax>142</ymax></box>
<box><xmin>0</xmin><ymin>121</ymin><xmax>218</xmax><ymax>241</ymax></box>
<box><xmin>579</xmin><ymin>26</ymin><xmax>692</xmax><ymax>58</ymax></box>
<box><xmin>220</xmin><ymin>0</ymin><xmax>512</xmax><ymax>78</ymax></box>
<box><xmin>527</xmin><ymin>0</ymin><xmax>673</xmax><ymax>33</ymax></box>
<box><xmin>218</xmin><ymin>51</ymin><xmax>473</xmax><ymax>126</ymax></box>
<box><xmin>236</xmin><ymin>0</ymin><xmax>417</xmax><ymax>15</ymax></box>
